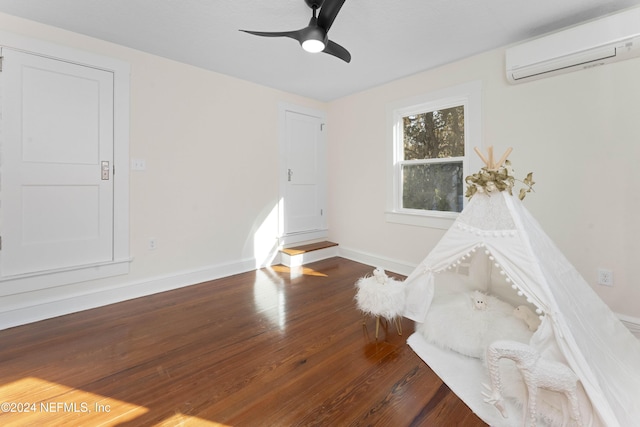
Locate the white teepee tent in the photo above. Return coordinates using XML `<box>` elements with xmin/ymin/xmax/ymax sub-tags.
<box><xmin>403</xmin><ymin>163</ymin><xmax>640</xmax><ymax>426</ymax></box>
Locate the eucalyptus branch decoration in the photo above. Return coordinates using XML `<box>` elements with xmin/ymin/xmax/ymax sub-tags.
<box><xmin>465</xmin><ymin>147</ymin><xmax>535</xmax><ymax>200</ymax></box>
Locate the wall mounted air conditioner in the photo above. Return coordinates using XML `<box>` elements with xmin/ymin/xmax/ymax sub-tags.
<box><xmin>506</xmin><ymin>7</ymin><xmax>640</xmax><ymax>83</ymax></box>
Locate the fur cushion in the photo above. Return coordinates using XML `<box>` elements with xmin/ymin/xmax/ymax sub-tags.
<box><xmin>416</xmin><ymin>291</ymin><xmax>533</xmax><ymax>359</ymax></box>
<box><xmin>355</xmin><ymin>273</ymin><xmax>405</xmax><ymax>321</ymax></box>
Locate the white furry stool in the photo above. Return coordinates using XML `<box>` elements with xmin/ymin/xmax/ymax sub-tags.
<box><xmin>355</xmin><ymin>268</ymin><xmax>406</xmax><ymax>339</ymax></box>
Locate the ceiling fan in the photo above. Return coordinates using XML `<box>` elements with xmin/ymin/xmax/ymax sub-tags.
<box><xmin>240</xmin><ymin>0</ymin><xmax>351</xmax><ymax>63</ymax></box>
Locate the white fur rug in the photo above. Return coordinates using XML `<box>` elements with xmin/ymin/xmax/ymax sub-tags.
<box><xmin>415</xmin><ymin>291</ymin><xmax>533</xmax><ymax>359</ymax></box>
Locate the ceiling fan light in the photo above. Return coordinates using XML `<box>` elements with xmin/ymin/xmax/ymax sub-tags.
<box><xmin>301</xmin><ymin>24</ymin><xmax>326</xmax><ymax>53</ymax></box>
<box><xmin>302</xmin><ymin>38</ymin><xmax>325</xmax><ymax>53</ymax></box>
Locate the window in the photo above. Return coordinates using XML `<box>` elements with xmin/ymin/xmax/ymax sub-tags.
<box><xmin>386</xmin><ymin>81</ymin><xmax>482</xmax><ymax>229</ymax></box>
<box><xmin>401</xmin><ymin>105</ymin><xmax>465</xmax><ymax>212</ymax></box>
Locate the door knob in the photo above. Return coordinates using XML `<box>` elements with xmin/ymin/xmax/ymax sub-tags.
<box><xmin>101</xmin><ymin>161</ymin><xmax>110</xmax><ymax>180</ymax></box>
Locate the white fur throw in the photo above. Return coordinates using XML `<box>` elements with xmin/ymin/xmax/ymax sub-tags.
<box><xmin>355</xmin><ymin>272</ymin><xmax>405</xmax><ymax>321</ymax></box>
<box><xmin>416</xmin><ymin>291</ymin><xmax>533</xmax><ymax>359</ymax></box>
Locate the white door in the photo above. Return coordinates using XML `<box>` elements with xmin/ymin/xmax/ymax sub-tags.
<box><xmin>282</xmin><ymin>109</ymin><xmax>326</xmax><ymax>238</ymax></box>
<box><xmin>1</xmin><ymin>48</ymin><xmax>114</xmax><ymax>277</ymax></box>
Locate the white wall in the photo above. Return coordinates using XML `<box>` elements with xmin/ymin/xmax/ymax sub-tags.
<box><xmin>327</xmin><ymin>47</ymin><xmax>640</xmax><ymax>319</ymax></box>
<box><xmin>0</xmin><ymin>13</ymin><xmax>326</xmax><ymax>329</ymax></box>
<box><xmin>2</xmin><ymin>11</ymin><xmax>639</xmax><ymax>327</ymax></box>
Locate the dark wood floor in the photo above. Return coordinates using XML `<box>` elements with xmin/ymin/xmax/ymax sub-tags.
<box><xmin>0</xmin><ymin>257</ymin><xmax>486</xmax><ymax>426</ymax></box>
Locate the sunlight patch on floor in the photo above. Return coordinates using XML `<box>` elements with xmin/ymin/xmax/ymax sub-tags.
<box><xmin>271</xmin><ymin>264</ymin><xmax>328</xmax><ymax>277</ymax></box>
<box><xmin>254</xmin><ymin>269</ymin><xmax>287</xmax><ymax>330</ymax></box>
<box><xmin>0</xmin><ymin>377</ymin><xmax>147</xmax><ymax>425</ymax></box>
<box><xmin>0</xmin><ymin>377</ymin><xmax>234</xmax><ymax>426</ymax></box>
<box><xmin>157</xmin><ymin>413</ymin><xmax>232</xmax><ymax>426</ymax></box>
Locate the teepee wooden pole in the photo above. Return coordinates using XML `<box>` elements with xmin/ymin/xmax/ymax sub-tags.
<box><xmin>474</xmin><ymin>146</ymin><xmax>513</xmax><ymax>170</ymax></box>
<box><xmin>487</xmin><ymin>146</ymin><xmax>495</xmax><ymax>169</ymax></box>
<box><xmin>474</xmin><ymin>147</ymin><xmax>489</xmax><ymax>167</ymax></box>
<box><xmin>495</xmin><ymin>147</ymin><xmax>513</xmax><ymax>169</ymax></box>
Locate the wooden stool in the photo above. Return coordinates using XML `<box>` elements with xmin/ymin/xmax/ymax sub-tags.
<box><xmin>361</xmin><ymin>314</ymin><xmax>403</xmax><ymax>339</ymax></box>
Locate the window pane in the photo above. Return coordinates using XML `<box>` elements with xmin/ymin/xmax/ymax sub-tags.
<box><xmin>403</xmin><ymin>106</ymin><xmax>465</xmax><ymax>160</ymax></box>
<box><xmin>402</xmin><ymin>162</ymin><xmax>463</xmax><ymax>212</ymax></box>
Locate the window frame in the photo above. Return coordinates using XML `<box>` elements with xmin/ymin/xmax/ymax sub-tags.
<box><xmin>386</xmin><ymin>81</ymin><xmax>483</xmax><ymax>229</ymax></box>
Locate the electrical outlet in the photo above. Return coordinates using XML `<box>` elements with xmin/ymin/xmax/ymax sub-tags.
<box><xmin>597</xmin><ymin>268</ymin><xmax>613</xmax><ymax>286</ymax></box>
<box><xmin>131</xmin><ymin>159</ymin><xmax>147</xmax><ymax>171</ymax></box>
<box><xmin>149</xmin><ymin>238</ymin><xmax>158</xmax><ymax>251</ymax></box>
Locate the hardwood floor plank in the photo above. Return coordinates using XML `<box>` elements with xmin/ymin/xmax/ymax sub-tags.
<box><xmin>0</xmin><ymin>257</ymin><xmax>486</xmax><ymax>426</ymax></box>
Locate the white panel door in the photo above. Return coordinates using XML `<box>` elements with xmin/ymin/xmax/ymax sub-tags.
<box><xmin>1</xmin><ymin>48</ymin><xmax>114</xmax><ymax>277</ymax></box>
<box><xmin>284</xmin><ymin>110</ymin><xmax>325</xmax><ymax>235</ymax></box>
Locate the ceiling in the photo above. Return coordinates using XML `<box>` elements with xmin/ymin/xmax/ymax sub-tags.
<box><xmin>0</xmin><ymin>0</ymin><xmax>639</xmax><ymax>101</ymax></box>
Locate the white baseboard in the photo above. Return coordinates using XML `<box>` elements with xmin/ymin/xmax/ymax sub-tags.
<box><xmin>280</xmin><ymin>230</ymin><xmax>329</xmax><ymax>246</ymax></box>
<box><xmin>337</xmin><ymin>246</ymin><xmax>417</xmax><ymax>277</ymax></box>
<box><xmin>0</xmin><ymin>256</ymin><xmax>271</xmax><ymax>331</ymax></box>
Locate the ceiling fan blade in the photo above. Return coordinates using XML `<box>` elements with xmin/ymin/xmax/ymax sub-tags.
<box><xmin>323</xmin><ymin>39</ymin><xmax>351</xmax><ymax>63</ymax></box>
<box><xmin>240</xmin><ymin>29</ymin><xmax>302</xmax><ymax>43</ymax></box>
<box><xmin>317</xmin><ymin>0</ymin><xmax>347</xmax><ymax>31</ymax></box>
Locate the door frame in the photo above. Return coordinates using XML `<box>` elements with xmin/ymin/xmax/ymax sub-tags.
<box><xmin>0</xmin><ymin>30</ymin><xmax>130</xmax><ymax>294</ymax></box>
<box><xmin>278</xmin><ymin>103</ymin><xmax>328</xmax><ymax>246</ymax></box>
